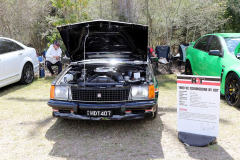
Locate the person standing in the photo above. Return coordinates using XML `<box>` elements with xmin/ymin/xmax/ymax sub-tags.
<box><xmin>46</xmin><ymin>40</ymin><xmax>62</xmax><ymax>76</ymax></box>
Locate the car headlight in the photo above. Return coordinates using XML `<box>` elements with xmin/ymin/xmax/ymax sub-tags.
<box><xmin>131</xmin><ymin>85</ymin><xmax>155</xmax><ymax>100</ymax></box>
<box><xmin>52</xmin><ymin>86</ymin><xmax>69</xmax><ymax>100</ymax></box>
<box><xmin>131</xmin><ymin>85</ymin><xmax>149</xmax><ymax>100</ymax></box>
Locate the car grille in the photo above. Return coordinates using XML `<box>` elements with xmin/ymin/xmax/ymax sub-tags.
<box><xmin>71</xmin><ymin>88</ymin><xmax>130</xmax><ymax>102</ymax></box>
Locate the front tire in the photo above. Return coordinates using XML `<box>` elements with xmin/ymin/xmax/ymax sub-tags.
<box><xmin>20</xmin><ymin>62</ymin><xmax>34</xmax><ymax>84</ymax></box>
<box><xmin>185</xmin><ymin>61</ymin><xmax>192</xmax><ymax>75</ymax></box>
<box><xmin>225</xmin><ymin>72</ymin><xmax>240</xmax><ymax>107</ymax></box>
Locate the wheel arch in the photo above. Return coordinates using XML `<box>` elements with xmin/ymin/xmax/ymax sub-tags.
<box><xmin>19</xmin><ymin>61</ymin><xmax>34</xmax><ymax>84</ymax></box>
<box><xmin>185</xmin><ymin>59</ymin><xmax>192</xmax><ymax>69</ymax></box>
<box><xmin>185</xmin><ymin>59</ymin><xmax>190</xmax><ymax>63</ymax></box>
<box><xmin>21</xmin><ymin>61</ymin><xmax>33</xmax><ymax>74</ymax></box>
<box><xmin>19</xmin><ymin>57</ymin><xmax>34</xmax><ymax>76</ymax></box>
<box><xmin>185</xmin><ymin>58</ymin><xmax>193</xmax><ymax>75</ymax></box>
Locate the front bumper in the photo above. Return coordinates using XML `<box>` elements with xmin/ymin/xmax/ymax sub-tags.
<box><xmin>48</xmin><ymin>100</ymin><xmax>157</xmax><ymax>120</ymax></box>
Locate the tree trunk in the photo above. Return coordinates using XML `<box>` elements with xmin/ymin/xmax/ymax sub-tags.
<box><xmin>111</xmin><ymin>0</ymin><xmax>114</xmax><ymax>19</ymax></box>
<box><xmin>169</xmin><ymin>19</ymin><xmax>173</xmax><ymax>49</ymax></box>
<box><xmin>166</xmin><ymin>17</ymin><xmax>168</xmax><ymax>45</ymax></box>
<box><xmin>146</xmin><ymin>0</ymin><xmax>148</xmax><ymax>25</ymax></box>
<box><xmin>192</xmin><ymin>25</ymin><xmax>196</xmax><ymax>42</ymax></box>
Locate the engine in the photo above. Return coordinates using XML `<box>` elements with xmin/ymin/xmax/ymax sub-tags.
<box><xmin>59</xmin><ymin>65</ymin><xmax>148</xmax><ymax>87</ymax></box>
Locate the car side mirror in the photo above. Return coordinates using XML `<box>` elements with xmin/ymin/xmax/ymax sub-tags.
<box><xmin>236</xmin><ymin>53</ymin><xmax>240</xmax><ymax>59</ymax></box>
<box><xmin>63</xmin><ymin>57</ymin><xmax>71</xmax><ymax>64</ymax></box>
<box><xmin>209</xmin><ymin>50</ymin><xmax>222</xmax><ymax>57</ymax></box>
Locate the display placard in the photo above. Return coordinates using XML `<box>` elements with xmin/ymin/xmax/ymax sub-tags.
<box><xmin>177</xmin><ymin>75</ymin><xmax>220</xmax><ymax>137</ymax></box>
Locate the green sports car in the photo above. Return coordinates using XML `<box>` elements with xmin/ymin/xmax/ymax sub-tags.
<box><xmin>185</xmin><ymin>33</ymin><xmax>240</xmax><ymax>107</ymax></box>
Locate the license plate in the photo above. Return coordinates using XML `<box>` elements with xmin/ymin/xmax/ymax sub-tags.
<box><xmin>86</xmin><ymin>110</ymin><xmax>113</xmax><ymax>117</ymax></box>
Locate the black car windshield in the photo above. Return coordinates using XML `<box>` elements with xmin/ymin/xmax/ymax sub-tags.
<box><xmin>224</xmin><ymin>37</ymin><xmax>240</xmax><ymax>55</ymax></box>
<box><xmin>81</xmin><ymin>34</ymin><xmax>144</xmax><ymax>60</ymax></box>
<box><xmin>85</xmin><ymin>34</ymin><xmax>132</xmax><ymax>52</ymax></box>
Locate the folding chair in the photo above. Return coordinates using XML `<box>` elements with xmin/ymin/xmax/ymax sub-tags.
<box><xmin>155</xmin><ymin>46</ymin><xmax>173</xmax><ymax>74</ymax></box>
<box><xmin>38</xmin><ymin>56</ymin><xmax>44</xmax><ymax>67</ymax></box>
<box><xmin>41</xmin><ymin>51</ymin><xmax>54</xmax><ymax>75</ymax></box>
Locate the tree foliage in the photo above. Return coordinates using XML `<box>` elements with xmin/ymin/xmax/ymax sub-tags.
<box><xmin>224</xmin><ymin>0</ymin><xmax>240</xmax><ymax>32</ymax></box>
<box><xmin>0</xmin><ymin>0</ymin><xmax>51</xmax><ymax>52</ymax></box>
<box><xmin>44</xmin><ymin>0</ymin><xmax>90</xmax><ymax>51</ymax></box>
<box><xmin>0</xmin><ymin>0</ymin><xmax>237</xmax><ymax>54</ymax></box>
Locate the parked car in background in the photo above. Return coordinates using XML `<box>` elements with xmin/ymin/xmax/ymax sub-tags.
<box><xmin>47</xmin><ymin>20</ymin><xmax>159</xmax><ymax>120</ymax></box>
<box><xmin>185</xmin><ymin>33</ymin><xmax>240</xmax><ymax>107</ymax></box>
<box><xmin>0</xmin><ymin>37</ymin><xmax>39</xmax><ymax>88</ymax></box>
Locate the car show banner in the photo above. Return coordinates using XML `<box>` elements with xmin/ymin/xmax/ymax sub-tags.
<box><xmin>177</xmin><ymin>75</ymin><xmax>220</xmax><ymax>146</ymax></box>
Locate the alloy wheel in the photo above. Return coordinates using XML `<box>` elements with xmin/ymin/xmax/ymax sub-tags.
<box><xmin>23</xmin><ymin>63</ymin><xmax>34</xmax><ymax>84</ymax></box>
<box><xmin>225</xmin><ymin>73</ymin><xmax>240</xmax><ymax>106</ymax></box>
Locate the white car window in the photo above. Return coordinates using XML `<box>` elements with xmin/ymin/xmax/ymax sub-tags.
<box><xmin>0</xmin><ymin>39</ymin><xmax>10</xmax><ymax>54</ymax></box>
<box><xmin>0</xmin><ymin>39</ymin><xmax>24</xmax><ymax>54</ymax></box>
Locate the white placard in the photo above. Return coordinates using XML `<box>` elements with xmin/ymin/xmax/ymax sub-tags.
<box><xmin>177</xmin><ymin>75</ymin><xmax>220</xmax><ymax>137</ymax></box>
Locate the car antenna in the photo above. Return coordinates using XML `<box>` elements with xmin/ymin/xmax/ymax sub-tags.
<box><xmin>84</xmin><ymin>24</ymin><xmax>89</xmax><ymax>86</ymax></box>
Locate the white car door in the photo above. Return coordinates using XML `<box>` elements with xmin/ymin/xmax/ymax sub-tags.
<box><xmin>0</xmin><ymin>39</ymin><xmax>23</xmax><ymax>85</ymax></box>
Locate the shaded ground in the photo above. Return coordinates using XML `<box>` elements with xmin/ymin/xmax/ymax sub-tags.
<box><xmin>45</xmin><ymin>119</ymin><xmax>164</xmax><ymax>159</ymax></box>
<box><xmin>0</xmin><ymin>73</ymin><xmax>239</xmax><ymax>160</ymax></box>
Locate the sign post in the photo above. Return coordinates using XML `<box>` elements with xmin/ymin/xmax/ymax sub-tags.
<box><xmin>177</xmin><ymin>75</ymin><xmax>220</xmax><ymax>147</ymax></box>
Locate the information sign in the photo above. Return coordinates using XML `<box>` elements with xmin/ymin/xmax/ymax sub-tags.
<box><xmin>177</xmin><ymin>75</ymin><xmax>220</xmax><ymax>137</ymax></box>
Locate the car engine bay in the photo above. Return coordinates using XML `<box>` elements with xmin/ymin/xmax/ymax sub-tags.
<box><xmin>59</xmin><ymin>64</ymin><xmax>151</xmax><ymax>88</ymax></box>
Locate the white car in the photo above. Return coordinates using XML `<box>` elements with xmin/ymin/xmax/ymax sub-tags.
<box><xmin>0</xmin><ymin>37</ymin><xmax>39</xmax><ymax>88</ymax></box>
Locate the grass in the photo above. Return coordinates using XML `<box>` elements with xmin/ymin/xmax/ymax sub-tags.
<box><xmin>0</xmin><ymin>74</ymin><xmax>239</xmax><ymax>160</ymax></box>
<box><xmin>157</xmin><ymin>74</ymin><xmax>178</xmax><ymax>109</ymax></box>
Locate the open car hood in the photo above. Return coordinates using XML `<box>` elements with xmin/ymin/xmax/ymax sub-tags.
<box><xmin>57</xmin><ymin>20</ymin><xmax>148</xmax><ymax>62</ymax></box>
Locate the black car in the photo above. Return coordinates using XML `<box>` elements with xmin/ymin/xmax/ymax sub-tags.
<box><xmin>48</xmin><ymin>20</ymin><xmax>159</xmax><ymax>120</ymax></box>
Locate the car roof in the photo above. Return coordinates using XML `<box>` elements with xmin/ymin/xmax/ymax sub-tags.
<box><xmin>0</xmin><ymin>37</ymin><xmax>26</xmax><ymax>48</ymax></box>
<box><xmin>206</xmin><ymin>33</ymin><xmax>240</xmax><ymax>37</ymax></box>
<box><xmin>0</xmin><ymin>37</ymin><xmax>20</xmax><ymax>42</ymax></box>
